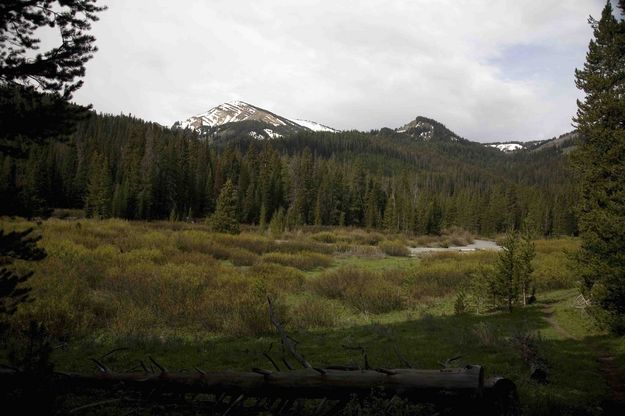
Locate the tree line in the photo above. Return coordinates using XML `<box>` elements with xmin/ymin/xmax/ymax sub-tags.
<box><xmin>1</xmin><ymin>110</ymin><xmax>578</xmax><ymax>236</ymax></box>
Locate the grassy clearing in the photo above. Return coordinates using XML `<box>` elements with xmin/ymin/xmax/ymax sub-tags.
<box><xmin>32</xmin><ymin>291</ymin><xmax>608</xmax><ymax>415</ymax></box>
<box><xmin>0</xmin><ymin>218</ymin><xmax>580</xmax><ymax>340</ymax></box>
<box><xmin>2</xmin><ymin>218</ymin><xmax>614</xmax><ymax>414</ymax></box>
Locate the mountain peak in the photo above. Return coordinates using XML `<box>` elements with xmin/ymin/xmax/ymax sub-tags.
<box><xmin>174</xmin><ymin>101</ymin><xmax>337</xmax><ymax>137</ymax></box>
<box><xmin>396</xmin><ymin>116</ymin><xmax>463</xmax><ymax>142</ymax></box>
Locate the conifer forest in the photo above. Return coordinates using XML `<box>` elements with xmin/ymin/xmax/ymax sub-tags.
<box><xmin>1</xmin><ymin>1</ymin><xmax>625</xmax><ymax>415</ymax></box>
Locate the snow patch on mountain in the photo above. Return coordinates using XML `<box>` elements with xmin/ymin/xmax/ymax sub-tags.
<box><xmin>175</xmin><ymin>101</ymin><xmax>337</xmax><ymax>137</ymax></box>
<box><xmin>178</xmin><ymin>101</ymin><xmax>297</xmax><ymax>131</ymax></box>
<box><xmin>248</xmin><ymin>131</ymin><xmax>265</xmax><ymax>140</ymax></box>
<box><xmin>263</xmin><ymin>129</ymin><xmax>283</xmax><ymax>139</ymax></box>
<box><xmin>488</xmin><ymin>143</ymin><xmax>525</xmax><ymax>152</ymax></box>
<box><xmin>288</xmin><ymin>118</ymin><xmax>338</xmax><ymax>133</ymax></box>
<box><xmin>398</xmin><ymin>119</ymin><xmax>438</xmax><ymax>141</ymax></box>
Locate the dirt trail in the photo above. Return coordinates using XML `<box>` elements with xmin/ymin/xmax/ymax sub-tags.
<box><xmin>541</xmin><ymin>303</ymin><xmax>625</xmax><ymax>414</ymax></box>
<box><xmin>541</xmin><ymin>304</ymin><xmax>575</xmax><ymax>340</ymax></box>
<box><xmin>588</xmin><ymin>340</ymin><xmax>625</xmax><ymax>413</ymax></box>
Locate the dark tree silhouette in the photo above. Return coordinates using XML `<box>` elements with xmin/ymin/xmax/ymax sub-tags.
<box><xmin>0</xmin><ymin>1</ymin><xmax>105</xmax><ymax>330</ymax></box>
<box><xmin>0</xmin><ymin>0</ymin><xmax>106</xmax><ymax>99</ymax></box>
<box><xmin>0</xmin><ymin>0</ymin><xmax>106</xmax><ymax>157</ymax></box>
<box><xmin>573</xmin><ymin>0</ymin><xmax>625</xmax><ymax>333</ymax></box>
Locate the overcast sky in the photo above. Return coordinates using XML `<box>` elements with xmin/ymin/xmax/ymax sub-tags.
<box><xmin>63</xmin><ymin>0</ymin><xmax>610</xmax><ymax>142</ymax></box>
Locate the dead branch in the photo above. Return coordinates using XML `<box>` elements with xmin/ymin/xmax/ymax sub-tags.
<box><xmin>268</xmin><ymin>297</ymin><xmax>311</xmax><ymax>369</ymax></box>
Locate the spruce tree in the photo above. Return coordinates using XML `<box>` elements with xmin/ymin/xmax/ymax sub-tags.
<box><xmin>0</xmin><ymin>0</ymin><xmax>104</xmax><ymax>332</ymax></box>
<box><xmin>518</xmin><ymin>222</ymin><xmax>536</xmax><ymax>305</ymax></box>
<box><xmin>84</xmin><ymin>151</ymin><xmax>111</xmax><ymax>218</ymax></box>
<box><xmin>494</xmin><ymin>229</ymin><xmax>521</xmax><ymax>312</ymax></box>
<box><xmin>573</xmin><ymin>1</ymin><xmax>625</xmax><ymax>333</ymax></box>
<box><xmin>209</xmin><ymin>179</ymin><xmax>240</xmax><ymax>234</ymax></box>
<box><xmin>0</xmin><ymin>0</ymin><xmax>106</xmax><ymax>100</ymax></box>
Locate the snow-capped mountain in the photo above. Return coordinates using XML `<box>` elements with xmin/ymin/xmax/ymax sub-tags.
<box><xmin>395</xmin><ymin>116</ymin><xmax>463</xmax><ymax>142</ymax></box>
<box><xmin>488</xmin><ymin>143</ymin><xmax>525</xmax><ymax>152</ymax></box>
<box><xmin>174</xmin><ymin>101</ymin><xmax>337</xmax><ymax>139</ymax></box>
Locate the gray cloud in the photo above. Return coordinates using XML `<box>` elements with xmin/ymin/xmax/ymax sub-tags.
<box><xmin>64</xmin><ymin>0</ymin><xmax>606</xmax><ymax>141</ymax></box>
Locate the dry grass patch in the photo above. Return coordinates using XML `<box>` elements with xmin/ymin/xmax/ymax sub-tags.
<box><xmin>379</xmin><ymin>240</ymin><xmax>410</xmax><ymax>257</ymax></box>
<box><xmin>261</xmin><ymin>251</ymin><xmax>333</xmax><ymax>271</ymax></box>
<box><xmin>311</xmin><ymin>267</ymin><xmax>405</xmax><ymax>314</ymax></box>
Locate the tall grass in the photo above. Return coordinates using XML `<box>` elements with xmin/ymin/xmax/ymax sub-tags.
<box><xmin>379</xmin><ymin>240</ymin><xmax>410</xmax><ymax>257</ymax></box>
<box><xmin>261</xmin><ymin>251</ymin><xmax>333</xmax><ymax>271</ymax></box>
<box><xmin>311</xmin><ymin>267</ymin><xmax>405</xmax><ymax>313</ymax></box>
<box><xmin>0</xmin><ymin>218</ymin><xmax>578</xmax><ymax>340</ymax></box>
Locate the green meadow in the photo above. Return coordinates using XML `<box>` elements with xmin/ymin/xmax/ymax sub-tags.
<box><xmin>1</xmin><ymin>217</ymin><xmax>622</xmax><ymax>415</ymax></box>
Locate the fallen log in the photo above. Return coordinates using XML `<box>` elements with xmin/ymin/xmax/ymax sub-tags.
<box><xmin>0</xmin><ymin>366</ymin><xmax>484</xmax><ymax>401</ymax></box>
<box><xmin>0</xmin><ymin>366</ymin><xmax>521</xmax><ymax>415</ymax></box>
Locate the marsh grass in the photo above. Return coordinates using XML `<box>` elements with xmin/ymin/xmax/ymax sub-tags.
<box><xmin>1</xmin><ymin>219</ymin><xmax>614</xmax><ymax>415</ymax></box>
<box><xmin>0</xmin><ymin>218</ymin><xmax>581</xmax><ymax>343</ymax></box>
<box><xmin>261</xmin><ymin>251</ymin><xmax>333</xmax><ymax>271</ymax></box>
<box><xmin>378</xmin><ymin>240</ymin><xmax>410</xmax><ymax>257</ymax></box>
<box><xmin>311</xmin><ymin>267</ymin><xmax>406</xmax><ymax>313</ymax></box>
<box><xmin>409</xmin><ymin>227</ymin><xmax>474</xmax><ymax>248</ymax></box>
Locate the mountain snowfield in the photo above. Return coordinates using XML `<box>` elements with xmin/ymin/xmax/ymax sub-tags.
<box><xmin>175</xmin><ymin>101</ymin><xmax>338</xmax><ymax>135</ymax></box>
<box><xmin>174</xmin><ymin>100</ymin><xmax>572</xmax><ymax>153</ymax></box>
<box><xmin>488</xmin><ymin>143</ymin><xmax>525</xmax><ymax>152</ymax></box>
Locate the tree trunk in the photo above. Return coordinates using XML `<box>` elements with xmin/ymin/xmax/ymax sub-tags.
<box><xmin>0</xmin><ymin>366</ymin><xmax>485</xmax><ymax>401</ymax></box>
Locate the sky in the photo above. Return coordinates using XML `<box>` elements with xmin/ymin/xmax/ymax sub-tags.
<box><xmin>56</xmin><ymin>0</ymin><xmax>612</xmax><ymax>142</ymax></box>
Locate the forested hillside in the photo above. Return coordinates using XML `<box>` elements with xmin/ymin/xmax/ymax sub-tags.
<box><xmin>0</xmin><ymin>111</ymin><xmax>577</xmax><ymax>236</ymax></box>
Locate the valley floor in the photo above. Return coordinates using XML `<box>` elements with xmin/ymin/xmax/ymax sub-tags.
<box><xmin>1</xmin><ymin>218</ymin><xmax>623</xmax><ymax>414</ymax></box>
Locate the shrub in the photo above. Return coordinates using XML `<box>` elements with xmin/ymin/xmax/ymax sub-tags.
<box><xmin>273</xmin><ymin>240</ymin><xmax>334</xmax><ymax>255</ymax></box>
<box><xmin>442</xmin><ymin>226</ymin><xmax>474</xmax><ymax>246</ymax></box>
<box><xmin>289</xmin><ymin>296</ymin><xmax>340</xmax><ymax>329</ymax></box>
<box><xmin>198</xmin><ymin>274</ymin><xmax>286</xmax><ymax>336</ymax></box>
<box><xmin>335</xmin><ymin>243</ymin><xmax>383</xmax><ymax>257</ymax></box>
<box><xmin>532</xmin><ymin>251</ymin><xmax>576</xmax><ymax>290</ymax></box>
<box><xmin>472</xmin><ymin>322</ymin><xmax>499</xmax><ymax>347</ymax></box>
<box><xmin>261</xmin><ymin>251</ymin><xmax>333</xmax><ymax>271</ymax></box>
<box><xmin>379</xmin><ymin>240</ymin><xmax>410</xmax><ymax>257</ymax></box>
<box><xmin>226</xmin><ymin>247</ymin><xmax>259</xmax><ymax>266</ymax></box>
<box><xmin>311</xmin><ymin>268</ymin><xmax>405</xmax><ymax>314</ymax></box>
<box><xmin>212</xmin><ymin>233</ymin><xmax>273</xmax><ymax>254</ymax></box>
<box><xmin>248</xmin><ymin>263</ymin><xmax>305</xmax><ymax>293</ymax></box>
<box><xmin>454</xmin><ymin>291</ymin><xmax>467</xmax><ymax>315</ymax></box>
<box><xmin>310</xmin><ymin>231</ymin><xmax>337</xmax><ymax>243</ymax></box>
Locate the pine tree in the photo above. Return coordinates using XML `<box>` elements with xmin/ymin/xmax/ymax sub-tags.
<box><xmin>269</xmin><ymin>207</ymin><xmax>286</xmax><ymax>237</ymax></box>
<box><xmin>1</xmin><ymin>1</ymin><xmax>106</xmax><ymax>157</ymax></box>
<box><xmin>84</xmin><ymin>151</ymin><xmax>111</xmax><ymax>218</ymax></box>
<box><xmin>518</xmin><ymin>221</ymin><xmax>536</xmax><ymax>305</ymax></box>
<box><xmin>0</xmin><ymin>1</ymin><xmax>106</xmax><ymax>100</ymax></box>
<box><xmin>209</xmin><ymin>179</ymin><xmax>240</xmax><ymax>234</ymax></box>
<box><xmin>572</xmin><ymin>1</ymin><xmax>625</xmax><ymax>333</ymax></box>
<box><xmin>494</xmin><ymin>229</ymin><xmax>521</xmax><ymax>312</ymax></box>
<box><xmin>0</xmin><ymin>1</ymin><xmax>104</xmax><ymax>337</ymax></box>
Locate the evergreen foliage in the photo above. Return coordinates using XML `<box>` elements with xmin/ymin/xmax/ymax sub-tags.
<box><xmin>0</xmin><ymin>111</ymin><xmax>580</xmax><ymax>236</ymax></box>
<box><xmin>0</xmin><ymin>0</ymin><xmax>106</xmax><ymax>99</ymax></box>
<box><xmin>518</xmin><ymin>223</ymin><xmax>536</xmax><ymax>306</ymax></box>
<box><xmin>84</xmin><ymin>151</ymin><xmax>111</xmax><ymax>218</ymax></box>
<box><xmin>572</xmin><ymin>1</ymin><xmax>625</xmax><ymax>333</ymax></box>
<box><xmin>0</xmin><ymin>228</ymin><xmax>46</xmax><ymax>330</ymax></box>
<box><xmin>209</xmin><ymin>179</ymin><xmax>240</xmax><ymax>234</ymax></box>
<box><xmin>494</xmin><ymin>230</ymin><xmax>521</xmax><ymax>312</ymax></box>
<box><xmin>493</xmin><ymin>227</ymin><xmax>536</xmax><ymax>312</ymax></box>
<box><xmin>0</xmin><ymin>1</ymin><xmax>104</xmax><ymax>334</ymax></box>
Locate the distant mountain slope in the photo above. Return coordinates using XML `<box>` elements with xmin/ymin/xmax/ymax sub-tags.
<box><xmin>396</xmin><ymin>116</ymin><xmax>465</xmax><ymax>142</ymax></box>
<box><xmin>529</xmin><ymin>131</ymin><xmax>579</xmax><ymax>153</ymax></box>
<box><xmin>173</xmin><ymin>101</ymin><xmax>337</xmax><ymax>139</ymax></box>
<box><xmin>484</xmin><ymin>131</ymin><xmax>579</xmax><ymax>154</ymax></box>
<box><xmin>486</xmin><ymin>142</ymin><xmax>526</xmax><ymax>152</ymax></box>
<box><xmin>0</xmin><ymin>107</ymin><xmax>578</xmax><ymax>236</ymax></box>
